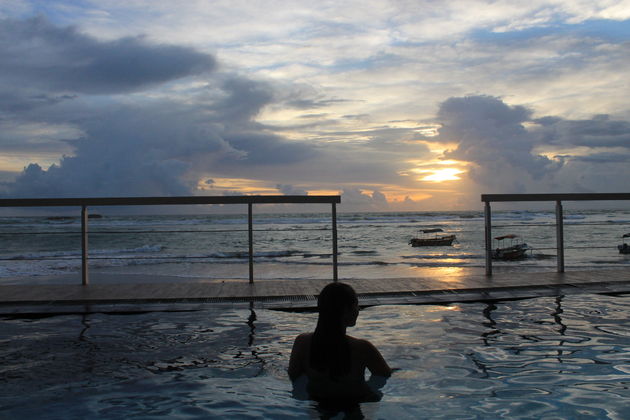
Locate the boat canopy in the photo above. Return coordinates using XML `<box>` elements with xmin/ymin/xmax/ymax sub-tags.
<box><xmin>623</xmin><ymin>233</ymin><xmax>630</xmax><ymax>238</ymax></box>
<box><xmin>494</xmin><ymin>234</ymin><xmax>519</xmax><ymax>240</ymax></box>
<box><xmin>421</xmin><ymin>228</ymin><xmax>443</xmax><ymax>233</ymax></box>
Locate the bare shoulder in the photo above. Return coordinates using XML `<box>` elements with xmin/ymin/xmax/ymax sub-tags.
<box><xmin>291</xmin><ymin>332</ymin><xmax>312</xmax><ymax>351</ymax></box>
<box><xmin>347</xmin><ymin>336</ymin><xmax>376</xmax><ymax>350</ymax></box>
<box><xmin>347</xmin><ymin>335</ymin><xmax>374</xmax><ymax>347</ymax></box>
<box><xmin>347</xmin><ymin>335</ymin><xmax>392</xmax><ymax>376</ymax></box>
<box><xmin>288</xmin><ymin>332</ymin><xmax>313</xmax><ymax>381</ymax></box>
<box><xmin>294</xmin><ymin>332</ymin><xmax>313</xmax><ymax>344</ymax></box>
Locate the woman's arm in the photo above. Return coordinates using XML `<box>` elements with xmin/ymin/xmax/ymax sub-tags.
<box><xmin>361</xmin><ymin>339</ymin><xmax>392</xmax><ymax>377</ymax></box>
<box><xmin>288</xmin><ymin>333</ymin><xmax>309</xmax><ymax>381</ymax></box>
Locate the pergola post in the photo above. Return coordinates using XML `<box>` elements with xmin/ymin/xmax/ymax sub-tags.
<box><xmin>248</xmin><ymin>202</ymin><xmax>254</xmax><ymax>284</ymax></box>
<box><xmin>332</xmin><ymin>202</ymin><xmax>338</xmax><ymax>282</ymax></box>
<box><xmin>81</xmin><ymin>205</ymin><xmax>89</xmax><ymax>285</ymax></box>
<box><xmin>484</xmin><ymin>201</ymin><xmax>492</xmax><ymax>276</ymax></box>
<box><xmin>556</xmin><ymin>200</ymin><xmax>565</xmax><ymax>273</ymax></box>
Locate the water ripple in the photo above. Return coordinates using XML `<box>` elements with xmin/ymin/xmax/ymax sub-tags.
<box><xmin>1</xmin><ymin>294</ymin><xmax>630</xmax><ymax>419</ymax></box>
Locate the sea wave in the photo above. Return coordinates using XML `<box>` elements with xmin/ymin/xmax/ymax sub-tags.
<box><xmin>2</xmin><ymin>244</ymin><xmax>167</xmax><ymax>261</ymax></box>
<box><xmin>407</xmin><ymin>261</ymin><xmax>481</xmax><ymax>267</ymax></box>
<box><xmin>2</xmin><ymin>209</ymin><xmax>630</xmax><ymax>280</ymax></box>
<box><xmin>349</xmin><ymin>250</ymin><xmax>379</xmax><ymax>255</ymax></box>
<box><xmin>203</xmin><ymin>250</ymin><xmax>305</xmax><ymax>259</ymax></box>
<box><xmin>401</xmin><ymin>253</ymin><xmax>480</xmax><ymax>260</ymax></box>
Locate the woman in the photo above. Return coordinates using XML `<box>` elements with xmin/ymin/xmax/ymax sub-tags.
<box><xmin>288</xmin><ymin>282</ymin><xmax>392</xmax><ymax>403</ymax></box>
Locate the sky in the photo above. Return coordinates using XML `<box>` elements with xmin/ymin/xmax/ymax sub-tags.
<box><xmin>1</xmin><ymin>0</ymin><xmax>629</xmax><ymax>211</ymax></box>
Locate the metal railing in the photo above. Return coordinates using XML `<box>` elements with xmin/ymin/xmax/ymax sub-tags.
<box><xmin>0</xmin><ymin>195</ymin><xmax>341</xmax><ymax>285</ymax></box>
<box><xmin>481</xmin><ymin>193</ymin><xmax>630</xmax><ymax>275</ymax></box>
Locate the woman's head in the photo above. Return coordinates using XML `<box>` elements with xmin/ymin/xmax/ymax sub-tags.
<box><xmin>317</xmin><ymin>282</ymin><xmax>359</xmax><ymax>328</ymax></box>
<box><xmin>311</xmin><ymin>282</ymin><xmax>359</xmax><ymax>376</ymax></box>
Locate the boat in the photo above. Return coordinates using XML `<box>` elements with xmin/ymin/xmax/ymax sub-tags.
<box><xmin>619</xmin><ymin>233</ymin><xmax>630</xmax><ymax>254</ymax></box>
<box><xmin>492</xmin><ymin>234</ymin><xmax>529</xmax><ymax>260</ymax></box>
<box><xmin>409</xmin><ymin>228</ymin><xmax>456</xmax><ymax>247</ymax></box>
<box><xmin>46</xmin><ymin>216</ymin><xmax>74</xmax><ymax>221</ymax></box>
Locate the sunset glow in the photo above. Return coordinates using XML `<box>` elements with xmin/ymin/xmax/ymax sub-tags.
<box><xmin>419</xmin><ymin>168</ymin><xmax>464</xmax><ymax>182</ymax></box>
<box><xmin>197</xmin><ymin>178</ymin><xmax>277</xmax><ymax>194</ymax></box>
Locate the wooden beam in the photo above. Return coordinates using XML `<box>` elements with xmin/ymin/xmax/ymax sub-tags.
<box><xmin>481</xmin><ymin>193</ymin><xmax>630</xmax><ymax>203</ymax></box>
<box><xmin>0</xmin><ymin>195</ymin><xmax>341</xmax><ymax>208</ymax></box>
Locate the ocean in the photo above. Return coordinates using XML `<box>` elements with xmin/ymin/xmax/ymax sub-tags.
<box><xmin>1</xmin><ymin>209</ymin><xmax>630</xmax><ymax>284</ymax></box>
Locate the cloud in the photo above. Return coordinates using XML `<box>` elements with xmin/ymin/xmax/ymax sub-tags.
<box><xmin>533</xmin><ymin>114</ymin><xmax>630</xmax><ymax>148</ymax></box>
<box><xmin>569</xmin><ymin>152</ymin><xmax>630</xmax><ymax>163</ymax></box>
<box><xmin>340</xmin><ymin>187</ymin><xmax>388</xmax><ymax>210</ymax></box>
<box><xmin>0</xmin><ymin>17</ymin><xmax>321</xmax><ymax>198</ymax></box>
<box><xmin>0</xmin><ymin>16</ymin><xmax>215</xmax><ymax>95</ymax></box>
<box><xmin>432</xmin><ymin>95</ymin><xmax>630</xmax><ymax>194</ymax></box>
<box><xmin>222</xmin><ymin>131</ymin><xmax>317</xmax><ymax>165</ymax></box>
<box><xmin>433</xmin><ymin>95</ymin><xmax>561</xmax><ymax>191</ymax></box>
<box><xmin>276</xmin><ymin>184</ymin><xmax>307</xmax><ymax>195</ymax></box>
<box><xmin>3</xmin><ymin>79</ymin><xmax>322</xmax><ymax>197</ymax></box>
<box><xmin>2</xmin><ymin>7</ymin><xmax>629</xmax><ymax>210</ymax></box>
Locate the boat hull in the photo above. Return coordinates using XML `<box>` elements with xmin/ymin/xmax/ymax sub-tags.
<box><xmin>492</xmin><ymin>244</ymin><xmax>528</xmax><ymax>260</ymax></box>
<box><xmin>409</xmin><ymin>235</ymin><xmax>456</xmax><ymax>247</ymax></box>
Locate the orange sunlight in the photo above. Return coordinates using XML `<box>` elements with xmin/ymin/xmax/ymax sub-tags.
<box><xmin>420</xmin><ymin>168</ymin><xmax>464</xmax><ymax>182</ymax></box>
<box><xmin>307</xmin><ymin>189</ymin><xmax>344</xmax><ymax>196</ymax></box>
<box><xmin>197</xmin><ymin>177</ymin><xmax>277</xmax><ymax>194</ymax></box>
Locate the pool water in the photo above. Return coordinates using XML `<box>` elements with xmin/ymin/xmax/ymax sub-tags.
<box><xmin>1</xmin><ymin>293</ymin><xmax>629</xmax><ymax>419</ymax></box>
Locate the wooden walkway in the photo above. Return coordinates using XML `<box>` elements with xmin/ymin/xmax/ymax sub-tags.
<box><xmin>1</xmin><ymin>269</ymin><xmax>630</xmax><ymax>315</ymax></box>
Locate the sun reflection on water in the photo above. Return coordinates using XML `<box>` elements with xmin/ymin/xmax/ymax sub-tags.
<box><xmin>412</xmin><ymin>265</ymin><xmax>469</xmax><ymax>281</ymax></box>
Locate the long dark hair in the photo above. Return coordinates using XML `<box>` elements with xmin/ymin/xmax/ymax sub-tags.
<box><xmin>310</xmin><ymin>282</ymin><xmax>358</xmax><ymax>379</ymax></box>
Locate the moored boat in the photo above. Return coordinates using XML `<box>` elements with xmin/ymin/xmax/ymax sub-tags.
<box><xmin>619</xmin><ymin>233</ymin><xmax>630</xmax><ymax>254</ymax></box>
<box><xmin>492</xmin><ymin>234</ymin><xmax>529</xmax><ymax>260</ymax></box>
<box><xmin>409</xmin><ymin>228</ymin><xmax>456</xmax><ymax>247</ymax></box>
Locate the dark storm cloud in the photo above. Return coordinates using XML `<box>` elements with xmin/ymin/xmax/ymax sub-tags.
<box><xmin>3</xmin><ymin>79</ymin><xmax>320</xmax><ymax>198</ymax></box>
<box><xmin>568</xmin><ymin>152</ymin><xmax>630</xmax><ymax>163</ymax></box>
<box><xmin>0</xmin><ymin>16</ymin><xmax>216</xmax><ymax>95</ymax></box>
<box><xmin>222</xmin><ymin>132</ymin><xmax>317</xmax><ymax>165</ymax></box>
<box><xmin>1</xmin><ymin>17</ymin><xmax>320</xmax><ymax>198</ymax></box>
<box><xmin>0</xmin><ymin>89</ymin><xmax>78</xmax><ymax>113</ymax></box>
<box><xmin>5</xmin><ymin>102</ymin><xmax>237</xmax><ymax>197</ymax></box>
<box><xmin>210</xmin><ymin>77</ymin><xmax>274</xmax><ymax>124</ymax></box>
<box><xmin>533</xmin><ymin>114</ymin><xmax>630</xmax><ymax>149</ymax></box>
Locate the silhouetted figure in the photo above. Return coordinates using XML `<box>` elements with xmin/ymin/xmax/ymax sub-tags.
<box><xmin>289</xmin><ymin>282</ymin><xmax>392</xmax><ymax>415</ymax></box>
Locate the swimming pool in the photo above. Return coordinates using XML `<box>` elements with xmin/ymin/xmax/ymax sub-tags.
<box><xmin>1</xmin><ymin>293</ymin><xmax>629</xmax><ymax>419</ymax></box>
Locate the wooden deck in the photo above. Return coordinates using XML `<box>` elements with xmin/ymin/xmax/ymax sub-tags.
<box><xmin>1</xmin><ymin>269</ymin><xmax>630</xmax><ymax>315</ymax></box>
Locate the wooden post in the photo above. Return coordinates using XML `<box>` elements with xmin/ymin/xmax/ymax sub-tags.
<box><xmin>556</xmin><ymin>200</ymin><xmax>565</xmax><ymax>273</ymax></box>
<box><xmin>248</xmin><ymin>202</ymin><xmax>254</xmax><ymax>284</ymax></box>
<box><xmin>332</xmin><ymin>202</ymin><xmax>338</xmax><ymax>282</ymax></box>
<box><xmin>81</xmin><ymin>205</ymin><xmax>89</xmax><ymax>285</ymax></box>
<box><xmin>484</xmin><ymin>201</ymin><xmax>492</xmax><ymax>276</ymax></box>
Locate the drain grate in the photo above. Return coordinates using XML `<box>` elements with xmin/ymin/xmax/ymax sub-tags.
<box><xmin>357</xmin><ymin>291</ymin><xmax>421</xmax><ymax>298</ymax></box>
<box><xmin>203</xmin><ymin>294</ymin><xmax>316</xmax><ymax>303</ymax></box>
